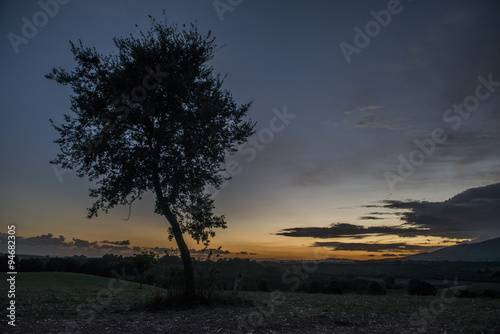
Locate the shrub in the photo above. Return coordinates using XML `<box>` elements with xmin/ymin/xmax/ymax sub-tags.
<box><xmin>480</xmin><ymin>289</ymin><xmax>500</xmax><ymax>298</ymax></box>
<box><xmin>407</xmin><ymin>280</ymin><xmax>436</xmax><ymax>296</ymax></box>
<box><xmin>354</xmin><ymin>278</ymin><xmax>370</xmax><ymax>294</ymax></box>
<box><xmin>306</xmin><ymin>280</ymin><xmax>323</xmax><ymax>294</ymax></box>
<box><xmin>456</xmin><ymin>289</ymin><xmax>479</xmax><ymax>298</ymax></box>
<box><xmin>383</xmin><ymin>276</ymin><xmax>396</xmax><ymax>289</ymax></box>
<box><xmin>322</xmin><ymin>279</ymin><xmax>343</xmax><ymax>294</ymax></box>
<box><xmin>365</xmin><ymin>281</ymin><xmax>386</xmax><ymax>295</ymax></box>
<box><xmin>257</xmin><ymin>280</ymin><xmax>270</xmax><ymax>292</ymax></box>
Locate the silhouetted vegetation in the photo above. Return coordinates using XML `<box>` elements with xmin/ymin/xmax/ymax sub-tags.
<box><xmin>130</xmin><ymin>251</ymin><xmax>159</xmax><ymax>289</ymax></box>
<box><xmin>407</xmin><ymin>279</ymin><xmax>437</xmax><ymax>296</ymax></box>
<box><xmin>480</xmin><ymin>289</ymin><xmax>500</xmax><ymax>298</ymax></box>
<box><xmin>4</xmin><ymin>254</ymin><xmax>500</xmax><ymax>301</ymax></box>
<box><xmin>322</xmin><ymin>278</ymin><xmax>343</xmax><ymax>294</ymax></box>
<box><xmin>46</xmin><ymin>15</ymin><xmax>255</xmax><ymax>300</ymax></box>
<box><xmin>257</xmin><ymin>279</ymin><xmax>270</xmax><ymax>292</ymax></box>
<box><xmin>365</xmin><ymin>281</ymin><xmax>387</xmax><ymax>295</ymax></box>
<box><xmin>383</xmin><ymin>275</ymin><xmax>396</xmax><ymax>289</ymax></box>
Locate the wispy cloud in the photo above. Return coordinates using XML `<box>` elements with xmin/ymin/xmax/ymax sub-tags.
<box><xmin>358</xmin><ymin>105</ymin><xmax>385</xmax><ymax>112</ymax></box>
<box><xmin>343</xmin><ymin>105</ymin><xmax>385</xmax><ymax>115</ymax></box>
<box><xmin>237</xmin><ymin>251</ymin><xmax>257</xmax><ymax>255</ymax></box>
<box><xmin>358</xmin><ymin>216</ymin><xmax>384</xmax><ymax>220</ymax></box>
<box><xmin>351</xmin><ymin>115</ymin><xmax>409</xmax><ymax>131</ymax></box>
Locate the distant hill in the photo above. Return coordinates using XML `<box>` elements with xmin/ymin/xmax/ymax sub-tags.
<box><xmin>403</xmin><ymin>237</ymin><xmax>500</xmax><ymax>261</ymax></box>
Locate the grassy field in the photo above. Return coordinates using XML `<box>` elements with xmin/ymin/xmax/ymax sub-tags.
<box><xmin>1</xmin><ymin>272</ymin><xmax>500</xmax><ymax>333</ymax></box>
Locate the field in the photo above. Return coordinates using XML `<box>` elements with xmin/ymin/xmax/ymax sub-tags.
<box><xmin>1</xmin><ymin>272</ymin><xmax>500</xmax><ymax>333</ymax></box>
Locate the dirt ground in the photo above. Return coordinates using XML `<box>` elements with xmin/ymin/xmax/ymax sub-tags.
<box><xmin>2</xmin><ymin>294</ymin><xmax>500</xmax><ymax>334</ymax></box>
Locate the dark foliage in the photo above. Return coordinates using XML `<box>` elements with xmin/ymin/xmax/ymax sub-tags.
<box><xmin>480</xmin><ymin>289</ymin><xmax>500</xmax><ymax>298</ymax></box>
<box><xmin>131</xmin><ymin>251</ymin><xmax>159</xmax><ymax>288</ymax></box>
<box><xmin>306</xmin><ymin>280</ymin><xmax>323</xmax><ymax>294</ymax></box>
<box><xmin>322</xmin><ymin>279</ymin><xmax>343</xmax><ymax>294</ymax></box>
<box><xmin>383</xmin><ymin>275</ymin><xmax>395</xmax><ymax>289</ymax></box>
<box><xmin>365</xmin><ymin>281</ymin><xmax>386</xmax><ymax>295</ymax></box>
<box><xmin>407</xmin><ymin>279</ymin><xmax>437</xmax><ymax>296</ymax></box>
<box><xmin>456</xmin><ymin>289</ymin><xmax>479</xmax><ymax>298</ymax></box>
<box><xmin>19</xmin><ymin>258</ymin><xmax>45</xmax><ymax>272</ymax></box>
<box><xmin>257</xmin><ymin>279</ymin><xmax>270</xmax><ymax>292</ymax></box>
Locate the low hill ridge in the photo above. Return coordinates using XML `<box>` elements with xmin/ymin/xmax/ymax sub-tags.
<box><xmin>404</xmin><ymin>236</ymin><xmax>500</xmax><ymax>261</ymax></box>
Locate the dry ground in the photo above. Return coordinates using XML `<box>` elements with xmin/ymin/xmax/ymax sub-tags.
<box><xmin>1</xmin><ymin>273</ymin><xmax>500</xmax><ymax>333</ymax></box>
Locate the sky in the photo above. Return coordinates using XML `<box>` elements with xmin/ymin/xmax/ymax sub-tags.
<box><xmin>0</xmin><ymin>0</ymin><xmax>499</xmax><ymax>260</ymax></box>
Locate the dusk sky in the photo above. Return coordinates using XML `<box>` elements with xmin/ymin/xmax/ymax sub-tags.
<box><xmin>1</xmin><ymin>0</ymin><xmax>499</xmax><ymax>260</ymax></box>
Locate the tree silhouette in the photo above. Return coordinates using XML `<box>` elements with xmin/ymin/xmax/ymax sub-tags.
<box><xmin>47</xmin><ymin>16</ymin><xmax>255</xmax><ymax>299</ymax></box>
<box><xmin>131</xmin><ymin>251</ymin><xmax>159</xmax><ymax>289</ymax></box>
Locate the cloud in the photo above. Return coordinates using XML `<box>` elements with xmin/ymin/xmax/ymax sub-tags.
<box><xmin>189</xmin><ymin>248</ymin><xmax>230</xmax><ymax>255</ymax></box>
<box><xmin>277</xmin><ymin>222</ymin><xmax>430</xmax><ymax>239</ymax></box>
<box><xmin>17</xmin><ymin>233</ymin><xmax>67</xmax><ymax>247</ymax></box>
<box><xmin>277</xmin><ymin>183</ymin><xmax>500</xmax><ymax>243</ymax></box>
<box><xmin>358</xmin><ymin>216</ymin><xmax>384</xmax><ymax>220</ymax></box>
<box><xmin>72</xmin><ymin>238</ymin><xmax>97</xmax><ymax>248</ymax></box>
<box><xmin>311</xmin><ymin>241</ymin><xmax>436</xmax><ymax>253</ymax></box>
<box><xmin>379</xmin><ymin>182</ymin><xmax>500</xmax><ymax>239</ymax></box>
<box><xmin>340</xmin><ymin>106</ymin><xmax>409</xmax><ymax>131</ymax></box>
<box><xmin>0</xmin><ymin>233</ymin><xmax>230</xmax><ymax>258</ymax></box>
<box><xmin>343</xmin><ymin>105</ymin><xmax>384</xmax><ymax>115</ymax></box>
<box><xmin>237</xmin><ymin>251</ymin><xmax>257</xmax><ymax>255</ymax></box>
<box><xmin>358</xmin><ymin>105</ymin><xmax>384</xmax><ymax>112</ymax></box>
<box><xmin>351</xmin><ymin>114</ymin><xmax>409</xmax><ymax>131</ymax></box>
<box><xmin>101</xmin><ymin>240</ymin><xmax>130</xmax><ymax>246</ymax></box>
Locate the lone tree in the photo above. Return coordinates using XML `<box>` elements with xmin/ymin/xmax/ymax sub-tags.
<box><xmin>47</xmin><ymin>17</ymin><xmax>255</xmax><ymax>300</ymax></box>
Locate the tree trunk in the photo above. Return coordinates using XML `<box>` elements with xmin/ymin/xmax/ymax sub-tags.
<box><xmin>152</xmin><ymin>174</ymin><xmax>196</xmax><ymax>300</ymax></box>
<box><xmin>162</xmin><ymin>207</ymin><xmax>196</xmax><ymax>300</ymax></box>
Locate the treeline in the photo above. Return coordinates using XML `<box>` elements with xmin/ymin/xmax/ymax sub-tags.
<box><xmin>0</xmin><ymin>253</ymin><xmax>137</xmax><ymax>277</ymax></box>
<box><xmin>2</xmin><ymin>254</ymin><xmax>500</xmax><ymax>298</ymax></box>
